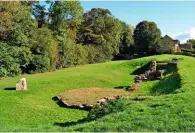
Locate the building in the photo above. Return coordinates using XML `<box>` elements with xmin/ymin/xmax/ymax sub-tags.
<box><xmin>173</xmin><ymin>39</ymin><xmax>181</xmax><ymax>52</ymax></box>
<box><xmin>162</xmin><ymin>35</ymin><xmax>180</xmax><ymax>53</ymax></box>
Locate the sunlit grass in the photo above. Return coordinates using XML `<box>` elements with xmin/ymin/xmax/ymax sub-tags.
<box><xmin>0</xmin><ymin>54</ymin><xmax>194</xmax><ymax>131</ymax></box>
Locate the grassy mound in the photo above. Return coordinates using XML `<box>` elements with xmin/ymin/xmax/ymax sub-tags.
<box><xmin>58</xmin><ymin>88</ymin><xmax>129</xmax><ymax>105</ymax></box>
<box><xmin>0</xmin><ymin>54</ymin><xmax>194</xmax><ymax>131</ymax></box>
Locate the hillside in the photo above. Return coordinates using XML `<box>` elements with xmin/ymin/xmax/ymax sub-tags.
<box><xmin>0</xmin><ymin>55</ymin><xmax>195</xmax><ymax>131</ymax></box>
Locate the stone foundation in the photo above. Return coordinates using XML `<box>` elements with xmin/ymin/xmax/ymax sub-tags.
<box><xmin>57</xmin><ymin>95</ymin><xmax>120</xmax><ymax>110</ymax></box>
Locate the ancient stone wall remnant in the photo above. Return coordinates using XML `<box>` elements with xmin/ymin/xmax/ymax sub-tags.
<box><xmin>149</xmin><ymin>60</ymin><xmax>157</xmax><ymax>71</ymax></box>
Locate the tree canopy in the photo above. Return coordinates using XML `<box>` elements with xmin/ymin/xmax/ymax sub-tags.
<box><xmin>134</xmin><ymin>21</ymin><xmax>162</xmax><ymax>56</ymax></box>
<box><xmin>0</xmin><ymin>1</ymin><xmax>171</xmax><ymax>78</ymax></box>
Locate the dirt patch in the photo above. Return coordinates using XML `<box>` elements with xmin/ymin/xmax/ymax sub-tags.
<box><xmin>57</xmin><ymin>88</ymin><xmax>130</xmax><ymax>110</ymax></box>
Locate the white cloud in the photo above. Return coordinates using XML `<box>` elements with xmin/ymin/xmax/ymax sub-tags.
<box><xmin>172</xmin><ymin>27</ymin><xmax>195</xmax><ymax>44</ymax></box>
<box><xmin>190</xmin><ymin>27</ymin><xmax>195</xmax><ymax>38</ymax></box>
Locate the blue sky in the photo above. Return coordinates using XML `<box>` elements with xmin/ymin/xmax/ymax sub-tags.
<box><xmin>41</xmin><ymin>1</ymin><xmax>195</xmax><ymax>43</ymax></box>
<box><xmin>81</xmin><ymin>1</ymin><xmax>195</xmax><ymax>43</ymax></box>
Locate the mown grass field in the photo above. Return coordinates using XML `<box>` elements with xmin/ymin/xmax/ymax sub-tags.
<box><xmin>0</xmin><ymin>54</ymin><xmax>195</xmax><ymax>131</ymax></box>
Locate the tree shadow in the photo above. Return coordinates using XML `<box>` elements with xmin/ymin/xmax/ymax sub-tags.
<box><xmin>131</xmin><ymin>62</ymin><xmax>150</xmax><ymax>75</ymax></box>
<box><xmin>4</xmin><ymin>87</ymin><xmax>16</xmax><ymax>90</ymax></box>
<box><xmin>150</xmin><ymin>67</ymin><xmax>181</xmax><ymax>96</ymax></box>
<box><xmin>114</xmin><ymin>86</ymin><xmax>131</xmax><ymax>91</ymax></box>
<box><xmin>54</xmin><ymin>118</ymin><xmax>87</xmax><ymax>127</ymax></box>
<box><xmin>163</xmin><ymin>64</ymin><xmax>178</xmax><ymax>76</ymax></box>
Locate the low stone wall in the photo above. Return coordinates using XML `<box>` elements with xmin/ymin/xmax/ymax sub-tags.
<box><xmin>127</xmin><ymin>58</ymin><xmax>179</xmax><ymax>91</ymax></box>
<box><xmin>134</xmin><ymin>60</ymin><xmax>164</xmax><ymax>83</ymax></box>
<box><xmin>57</xmin><ymin>95</ymin><xmax>94</xmax><ymax>110</ymax></box>
<box><xmin>57</xmin><ymin>95</ymin><xmax>120</xmax><ymax>110</ymax></box>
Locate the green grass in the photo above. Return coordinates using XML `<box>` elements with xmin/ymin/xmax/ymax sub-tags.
<box><xmin>0</xmin><ymin>54</ymin><xmax>195</xmax><ymax>131</ymax></box>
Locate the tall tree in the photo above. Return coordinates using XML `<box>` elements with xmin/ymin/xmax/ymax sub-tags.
<box><xmin>118</xmin><ymin>22</ymin><xmax>134</xmax><ymax>58</ymax></box>
<box><xmin>0</xmin><ymin>2</ymin><xmax>20</xmax><ymax>40</ymax></box>
<box><xmin>50</xmin><ymin>0</ymin><xmax>83</xmax><ymax>36</ymax></box>
<box><xmin>186</xmin><ymin>39</ymin><xmax>195</xmax><ymax>49</ymax></box>
<box><xmin>32</xmin><ymin>3</ymin><xmax>48</xmax><ymax>28</ymax></box>
<box><xmin>77</xmin><ymin>8</ymin><xmax>123</xmax><ymax>61</ymax></box>
<box><xmin>49</xmin><ymin>0</ymin><xmax>84</xmax><ymax>68</ymax></box>
<box><xmin>134</xmin><ymin>21</ymin><xmax>162</xmax><ymax>55</ymax></box>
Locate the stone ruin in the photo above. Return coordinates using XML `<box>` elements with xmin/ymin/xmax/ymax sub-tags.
<box><xmin>134</xmin><ymin>60</ymin><xmax>164</xmax><ymax>83</ymax></box>
<box><xmin>167</xmin><ymin>58</ymin><xmax>179</xmax><ymax>68</ymax></box>
<box><xmin>129</xmin><ymin>82</ymin><xmax>140</xmax><ymax>91</ymax></box>
<box><xmin>56</xmin><ymin>58</ymin><xmax>179</xmax><ymax>110</ymax></box>
<box><xmin>128</xmin><ymin>58</ymin><xmax>179</xmax><ymax>91</ymax></box>
<box><xmin>97</xmin><ymin>96</ymin><xmax>120</xmax><ymax>105</ymax></box>
<box><xmin>16</xmin><ymin>78</ymin><xmax>27</xmax><ymax>91</ymax></box>
<box><xmin>57</xmin><ymin>95</ymin><xmax>120</xmax><ymax>110</ymax></box>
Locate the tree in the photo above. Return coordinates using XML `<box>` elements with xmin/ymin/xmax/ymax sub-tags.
<box><xmin>117</xmin><ymin>21</ymin><xmax>134</xmax><ymax>59</ymax></box>
<box><xmin>49</xmin><ymin>1</ymin><xmax>84</xmax><ymax>68</ymax></box>
<box><xmin>29</xmin><ymin>27</ymin><xmax>58</xmax><ymax>71</ymax></box>
<box><xmin>32</xmin><ymin>3</ymin><xmax>48</xmax><ymax>28</ymax></box>
<box><xmin>0</xmin><ymin>12</ymin><xmax>12</xmax><ymax>40</ymax></box>
<box><xmin>0</xmin><ymin>1</ymin><xmax>37</xmax><ymax>47</ymax></box>
<box><xmin>77</xmin><ymin>8</ymin><xmax>123</xmax><ymax>61</ymax></box>
<box><xmin>0</xmin><ymin>42</ymin><xmax>22</xmax><ymax>77</ymax></box>
<box><xmin>134</xmin><ymin>21</ymin><xmax>162</xmax><ymax>55</ymax></box>
<box><xmin>0</xmin><ymin>2</ymin><xmax>20</xmax><ymax>40</ymax></box>
<box><xmin>50</xmin><ymin>0</ymin><xmax>83</xmax><ymax>36</ymax></box>
<box><xmin>186</xmin><ymin>39</ymin><xmax>195</xmax><ymax>49</ymax></box>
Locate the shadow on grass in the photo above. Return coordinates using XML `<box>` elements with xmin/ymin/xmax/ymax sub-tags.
<box><xmin>52</xmin><ymin>96</ymin><xmax>66</xmax><ymax>107</ymax></box>
<box><xmin>114</xmin><ymin>86</ymin><xmax>129</xmax><ymax>89</ymax></box>
<box><xmin>150</xmin><ymin>66</ymin><xmax>181</xmax><ymax>96</ymax></box>
<box><xmin>54</xmin><ymin>118</ymin><xmax>87</xmax><ymax>127</ymax></box>
<box><xmin>4</xmin><ymin>87</ymin><xmax>16</xmax><ymax>90</ymax></box>
<box><xmin>131</xmin><ymin>62</ymin><xmax>150</xmax><ymax>75</ymax></box>
<box><xmin>114</xmin><ymin>86</ymin><xmax>131</xmax><ymax>91</ymax></box>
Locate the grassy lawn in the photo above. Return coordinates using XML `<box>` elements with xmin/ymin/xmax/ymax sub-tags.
<box><xmin>0</xmin><ymin>54</ymin><xmax>194</xmax><ymax>131</ymax></box>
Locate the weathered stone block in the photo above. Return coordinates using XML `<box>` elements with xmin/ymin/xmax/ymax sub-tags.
<box><xmin>16</xmin><ymin>78</ymin><xmax>27</xmax><ymax>91</ymax></box>
<box><xmin>149</xmin><ymin>60</ymin><xmax>157</xmax><ymax>71</ymax></box>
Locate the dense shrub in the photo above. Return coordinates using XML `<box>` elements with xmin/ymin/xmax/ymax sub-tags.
<box><xmin>87</xmin><ymin>99</ymin><xmax>126</xmax><ymax>120</ymax></box>
<box><xmin>10</xmin><ymin>47</ymin><xmax>33</xmax><ymax>73</ymax></box>
<box><xmin>58</xmin><ymin>38</ymin><xmax>76</xmax><ymax>68</ymax></box>
<box><xmin>73</xmin><ymin>45</ymin><xmax>88</xmax><ymax>65</ymax></box>
<box><xmin>27</xmin><ymin>54</ymin><xmax>51</xmax><ymax>73</ymax></box>
<box><xmin>0</xmin><ymin>42</ymin><xmax>21</xmax><ymax>77</ymax></box>
<box><xmin>181</xmin><ymin>48</ymin><xmax>195</xmax><ymax>54</ymax></box>
<box><xmin>182</xmin><ymin>52</ymin><xmax>195</xmax><ymax>57</ymax></box>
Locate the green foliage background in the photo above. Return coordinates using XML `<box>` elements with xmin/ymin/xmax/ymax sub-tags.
<box><xmin>0</xmin><ymin>1</ymin><xmax>171</xmax><ymax>77</ymax></box>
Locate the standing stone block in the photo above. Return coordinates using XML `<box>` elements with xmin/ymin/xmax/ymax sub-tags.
<box><xmin>16</xmin><ymin>78</ymin><xmax>27</xmax><ymax>91</ymax></box>
<box><xmin>149</xmin><ymin>60</ymin><xmax>156</xmax><ymax>71</ymax></box>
